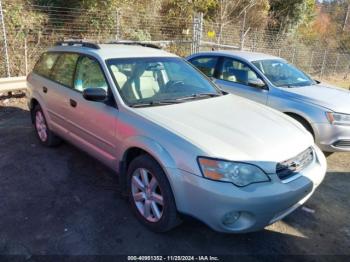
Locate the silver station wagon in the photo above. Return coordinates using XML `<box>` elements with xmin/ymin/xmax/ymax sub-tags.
<box><xmin>27</xmin><ymin>41</ymin><xmax>326</xmax><ymax>233</ymax></box>
<box><xmin>187</xmin><ymin>51</ymin><xmax>350</xmax><ymax>153</ymax></box>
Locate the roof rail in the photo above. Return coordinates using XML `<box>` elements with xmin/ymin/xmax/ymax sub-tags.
<box><xmin>107</xmin><ymin>41</ymin><xmax>161</xmax><ymax>49</ymax></box>
<box><xmin>55</xmin><ymin>40</ymin><xmax>100</xmax><ymax>49</ymax></box>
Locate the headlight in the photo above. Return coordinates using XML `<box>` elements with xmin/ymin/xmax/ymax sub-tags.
<box><xmin>326</xmin><ymin>112</ymin><xmax>350</xmax><ymax>126</ymax></box>
<box><xmin>198</xmin><ymin>157</ymin><xmax>270</xmax><ymax>187</ymax></box>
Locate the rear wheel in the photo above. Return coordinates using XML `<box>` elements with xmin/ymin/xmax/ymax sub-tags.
<box><xmin>33</xmin><ymin>105</ymin><xmax>61</xmax><ymax>147</ymax></box>
<box><xmin>127</xmin><ymin>154</ymin><xmax>181</xmax><ymax>232</ymax></box>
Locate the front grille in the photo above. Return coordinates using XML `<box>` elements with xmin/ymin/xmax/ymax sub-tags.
<box><xmin>333</xmin><ymin>140</ymin><xmax>350</xmax><ymax>148</ymax></box>
<box><xmin>276</xmin><ymin>147</ymin><xmax>314</xmax><ymax>181</ymax></box>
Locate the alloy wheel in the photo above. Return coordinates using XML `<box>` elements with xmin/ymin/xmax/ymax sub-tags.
<box><xmin>131</xmin><ymin>168</ymin><xmax>164</xmax><ymax>222</ymax></box>
<box><xmin>35</xmin><ymin>111</ymin><xmax>48</xmax><ymax>142</ymax></box>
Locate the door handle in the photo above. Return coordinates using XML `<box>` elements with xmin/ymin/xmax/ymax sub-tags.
<box><xmin>69</xmin><ymin>99</ymin><xmax>77</xmax><ymax>108</ymax></box>
<box><xmin>42</xmin><ymin>86</ymin><xmax>48</xmax><ymax>93</ymax></box>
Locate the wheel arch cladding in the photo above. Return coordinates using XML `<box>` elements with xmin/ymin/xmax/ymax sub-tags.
<box><xmin>118</xmin><ymin>136</ymin><xmax>177</xmax><ymax>196</ymax></box>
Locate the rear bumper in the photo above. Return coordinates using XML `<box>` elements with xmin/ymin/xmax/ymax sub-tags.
<box><xmin>167</xmin><ymin>147</ymin><xmax>326</xmax><ymax>233</ymax></box>
<box><xmin>312</xmin><ymin>122</ymin><xmax>350</xmax><ymax>152</ymax></box>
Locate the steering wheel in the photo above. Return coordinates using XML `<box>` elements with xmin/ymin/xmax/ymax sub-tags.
<box><xmin>163</xmin><ymin>80</ymin><xmax>185</xmax><ymax>93</ymax></box>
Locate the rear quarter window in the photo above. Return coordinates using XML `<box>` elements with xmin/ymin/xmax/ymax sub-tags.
<box><xmin>50</xmin><ymin>53</ymin><xmax>79</xmax><ymax>87</ymax></box>
<box><xmin>33</xmin><ymin>52</ymin><xmax>59</xmax><ymax>78</ymax></box>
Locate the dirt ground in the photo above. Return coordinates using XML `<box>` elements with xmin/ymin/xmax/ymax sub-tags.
<box><xmin>0</xmin><ymin>95</ymin><xmax>349</xmax><ymax>258</ymax></box>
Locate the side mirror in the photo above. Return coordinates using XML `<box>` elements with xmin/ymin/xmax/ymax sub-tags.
<box><xmin>82</xmin><ymin>88</ymin><xmax>107</xmax><ymax>102</ymax></box>
<box><xmin>248</xmin><ymin>78</ymin><xmax>266</xmax><ymax>88</ymax></box>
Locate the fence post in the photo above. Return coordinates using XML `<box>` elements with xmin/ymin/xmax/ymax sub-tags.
<box><xmin>291</xmin><ymin>47</ymin><xmax>296</xmax><ymax>64</ymax></box>
<box><xmin>320</xmin><ymin>50</ymin><xmax>327</xmax><ymax>79</ymax></box>
<box><xmin>334</xmin><ymin>53</ymin><xmax>340</xmax><ymax>75</ymax></box>
<box><xmin>191</xmin><ymin>12</ymin><xmax>203</xmax><ymax>54</ymax></box>
<box><xmin>240</xmin><ymin>9</ymin><xmax>247</xmax><ymax>50</ymax></box>
<box><xmin>24</xmin><ymin>36</ymin><xmax>28</xmax><ymax>76</ymax></box>
<box><xmin>0</xmin><ymin>0</ymin><xmax>10</xmax><ymax>77</ymax></box>
<box><xmin>115</xmin><ymin>9</ymin><xmax>121</xmax><ymax>40</ymax></box>
<box><xmin>309</xmin><ymin>51</ymin><xmax>314</xmax><ymax>74</ymax></box>
<box><xmin>252</xmin><ymin>29</ymin><xmax>257</xmax><ymax>52</ymax></box>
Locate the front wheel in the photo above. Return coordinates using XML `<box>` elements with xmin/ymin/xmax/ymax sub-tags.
<box><xmin>127</xmin><ymin>154</ymin><xmax>181</xmax><ymax>232</ymax></box>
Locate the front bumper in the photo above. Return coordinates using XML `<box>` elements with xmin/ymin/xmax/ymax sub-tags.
<box><xmin>167</xmin><ymin>147</ymin><xmax>326</xmax><ymax>233</ymax></box>
<box><xmin>313</xmin><ymin>122</ymin><xmax>350</xmax><ymax>152</ymax></box>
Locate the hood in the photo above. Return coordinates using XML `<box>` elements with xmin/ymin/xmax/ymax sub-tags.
<box><xmin>135</xmin><ymin>94</ymin><xmax>313</xmax><ymax>166</ymax></box>
<box><xmin>282</xmin><ymin>83</ymin><xmax>350</xmax><ymax>113</ymax></box>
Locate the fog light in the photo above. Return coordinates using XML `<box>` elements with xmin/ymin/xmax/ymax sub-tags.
<box><xmin>222</xmin><ymin>211</ymin><xmax>240</xmax><ymax>226</ymax></box>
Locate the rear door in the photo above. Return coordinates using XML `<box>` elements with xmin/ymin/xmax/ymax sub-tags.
<box><xmin>64</xmin><ymin>55</ymin><xmax>118</xmax><ymax>167</ymax></box>
<box><xmin>47</xmin><ymin>53</ymin><xmax>80</xmax><ymax>135</ymax></box>
<box><xmin>29</xmin><ymin>52</ymin><xmax>61</xmax><ymax>129</ymax></box>
<box><xmin>215</xmin><ymin>57</ymin><xmax>268</xmax><ymax>104</ymax></box>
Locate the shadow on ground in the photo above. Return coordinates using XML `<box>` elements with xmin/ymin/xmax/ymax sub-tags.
<box><xmin>0</xmin><ymin>106</ymin><xmax>349</xmax><ymax>255</ymax></box>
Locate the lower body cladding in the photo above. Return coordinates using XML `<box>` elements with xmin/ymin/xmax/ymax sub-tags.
<box><xmin>167</xmin><ymin>147</ymin><xmax>327</xmax><ymax>233</ymax></box>
<box><xmin>313</xmin><ymin>122</ymin><xmax>350</xmax><ymax>152</ymax></box>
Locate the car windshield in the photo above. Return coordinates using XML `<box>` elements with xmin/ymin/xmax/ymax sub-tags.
<box><xmin>106</xmin><ymin>57</ymin><xmax>222</xmax><ymax>107</ymax></box>
<box><xmin>252</xmin><ymin>59</ymin><xmax>316</xmax><ymax>87</ymax></box>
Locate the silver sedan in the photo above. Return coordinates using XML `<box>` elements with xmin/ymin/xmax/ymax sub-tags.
<box><xmin>187</xmin><ymin>51</ymin><xmax>350</xmax><ymax>153</ymax></box>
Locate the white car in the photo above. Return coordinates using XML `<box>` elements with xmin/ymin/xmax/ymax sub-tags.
<box><xmin>27</xmin><ymin>41</ymin><xmax>326</xmax><ymax>233</ymax></box>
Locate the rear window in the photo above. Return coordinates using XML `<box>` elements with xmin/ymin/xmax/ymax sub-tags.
<box><xmin>33</xmin><ymin>52</ymin><xmax>59</xmax><ymax>78</ymax></box>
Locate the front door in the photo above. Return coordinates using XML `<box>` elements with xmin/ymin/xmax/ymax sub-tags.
<box><xmin>215</xmin><ymin>57</ymin><xmax>268</xmax><ymax>105</ymax></box>
<box><xmin>64</xmin><ymin>55</ymin><xmax>119</xmax><ymax>167</ymax></box>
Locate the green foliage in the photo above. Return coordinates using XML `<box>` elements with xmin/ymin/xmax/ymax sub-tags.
<box><xmin>127</xmin><ymin>29</ymin><xmax>152</xmax><ymax>41</ymax></box>
<box><xmin>268</xmin><ymin>0</ymin><xmax>316</xmax><ymax>32</ymax></box>
<box><xmin>160</xmin><ymin>0</ymin><xmax>217</xmax><ymax>20</ymax></box>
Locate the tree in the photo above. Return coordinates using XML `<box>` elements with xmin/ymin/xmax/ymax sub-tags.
<box><xmin>268</xmin><ymin>0</ymin><xmax>315</xmax><ymax>33</ymax></box>
<box><xmin>213</xmin><ymin>0</ymin><xmax>269</xmax><ymax>44</ymax></box>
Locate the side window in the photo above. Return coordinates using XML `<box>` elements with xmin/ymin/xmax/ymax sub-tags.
<box><xmin>189</xmin><ymin>57</ymin><xmax>218</xmax><ymax>77</ymax></box>
<box><xmin>33</xmin><ymin>52</ymin><xmax>59</xmax><ymax>78</ymax></box>
<box><xmin>74</xmin><ymin>56</ymin><xmax>108</xmax><ymax>92</ymax></box>
<box><xmin>50</xmin><ymin>53</ymin><xmax>79</xmax><ymax>87</ymax></box>
<box><xmin>219</xmin><ymin>58</ymin><xmax>261</xmax><ymax>86</ymax></box>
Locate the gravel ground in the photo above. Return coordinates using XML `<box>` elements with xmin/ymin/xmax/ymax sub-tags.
<box><xmin>0</xmin><ymin>95</ymin><xmax>349</xmax><ymax>258</ymax></box>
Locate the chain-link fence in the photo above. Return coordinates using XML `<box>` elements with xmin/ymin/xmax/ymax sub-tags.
<box><xmin>201</xmin><ymin>19</ymin><xmax>350</xmax><ymax>82</ymax></box>
<box><xmin>0</xmin><ymin>2</ymin><xmax>349</xmax><ymax>83</ymax></box>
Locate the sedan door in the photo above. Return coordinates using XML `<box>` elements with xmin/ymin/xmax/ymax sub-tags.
<box><xmin>214</xmin><ymin>57</ymin><xmax>268</xmax><ymax>105</ymax></box>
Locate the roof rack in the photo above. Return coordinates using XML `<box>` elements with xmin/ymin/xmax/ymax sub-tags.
<box><xmin>55</xmin><ymin>40</ymin><xmax>100</xmax><ymax>49</ymax></box>
<box><xmin>107</xmin><ymin>41</ymin><xmax>161</xmax><ymax>49</ymax></box>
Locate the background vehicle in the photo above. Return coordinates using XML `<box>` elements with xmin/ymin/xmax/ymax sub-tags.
<box><xmin>27</xmin><ymin>41</ymin><xmax>326</xmax><ymax>233</ymax></box>
<box><xmin>187</xmin><ymin>51</ymin><xmax>350</xmax><ymax>153</ymax></box>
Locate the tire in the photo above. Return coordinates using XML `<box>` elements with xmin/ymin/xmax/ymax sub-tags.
<box><xmin>33</xmin><ymin>104</ymin><xmax>61</xmax><ymax>147</ymax></box>
<box><xmin>323</xmin><ymin>151</ymin><xmax>334</xmax><ymax>157</ymax></box>
<box><xmin>287</xmin><ymin>114</ymin><xmax>315</xmax><ymax>139</ymax></box>
<box><xmin>127</xmin><ymin>154</ymin><xmax>181</xmax><ymax>232</ymax></box>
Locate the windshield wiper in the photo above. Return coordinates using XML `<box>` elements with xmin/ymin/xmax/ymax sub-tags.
<box><xmin>129</xmin><ymin>93</ymin><xmax>221</xmax><ymax>107</ymax></box>
<box><xmin>173</xmin><ymin>92</ymin><xmax>221</xmax><ymax>101</ymax></box>
<box><xmin>129</xmin><ymin>100</ymin><xmax>182</xmax><ymax>108</ymax></box>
